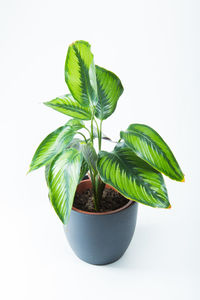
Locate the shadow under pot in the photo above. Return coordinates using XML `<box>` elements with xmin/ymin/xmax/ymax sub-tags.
<box><xmin>64</xmin><ymin>179</ymin><xmax>138</xmax><ymax>265</ymax></box>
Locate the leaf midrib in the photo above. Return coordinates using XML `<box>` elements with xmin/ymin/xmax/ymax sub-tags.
<box><xmin>73</xmin><ymin>45</ymin><xmax>94</xmax><ymax>107</ymax></box>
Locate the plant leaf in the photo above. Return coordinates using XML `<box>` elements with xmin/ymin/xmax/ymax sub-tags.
<box><xmin>44</xmin><ymin>94</ymin><xmax>92</xmax><ymax>120</ymax></box>
<box><xmin>95</xmin><ymin>65</ymin><xmax>124</xmax><ymax>120</ymax></box>
<box><xmin>97</xmin><ymin>146</ymin><xmax>170</xmax><ymax>208</ymax></box>
<box><xmin>120</xmin><ymin>124</ymin><xmax>184</xmax><ymax>181</ymax></box>
<box><xmin>66</xmin><ymin>138</ymin><xmax>89</xmax><ymax>182</ymax></box>
<box><xmin>45</xmin><ymin>164</ymin><xmax>50</xmax><ymax>187</ymax></box>
<box><xmin>48</xmin><ymin>148</ymin><xmax>82</xmax><ymax>224</ymax></box>
<box><xmin>65</xmin><ymin>41</ymin><xmax>98</xmax><ymax>107</ymax></box>
<box><xmin>79</xmin><ymin>158</ymin><xmax>89</xmax><ymax>182</ymax></box>
<box><xmin>65</xmin><ymin>118</ymin><xmax>85</xmax><ymax>131</ymax></box>
<box><xmin>67</xmin><ymin>138</ymin><xmax>82</xmax><ymax>151</ymax></box>
<box><xmin>29</xmin><ymin>125</ymin><xmax>75</xmax><ymax>172</ymax></box>
<box><xmin>81</xmin><ymin>142</ymin><xmax>97</xmax><ymax>173</ymax></box>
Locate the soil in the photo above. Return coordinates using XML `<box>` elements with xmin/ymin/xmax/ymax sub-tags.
<box><xmin>73</xmin><ymin>188</ymin><xmax>129</xmax><ymax>213</ymax></box>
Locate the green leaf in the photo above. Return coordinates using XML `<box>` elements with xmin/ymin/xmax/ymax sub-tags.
<box><xmin>45</xmin><ymin>164</ymin><xmax>50</xmax><ymax>187</ymax></box>
<box><xmin>79</xmin><ymin>158</ymin><xmax>89</xmax><ymax>182</ymax></box>
<box><xmin>44</xmin><ymin>94</ymin><xmax>92</xmax><ymax>120</ymax></box>
<box><xmin>48</xmin><ymin>148</ymin><xmax>82</xmax><ymax>224</ymax></box>
<box><xmin>81</xmin><ymin>142</ymin><xmax>97</xmax><ymax>173</ymax></box>
<box><xmin>120</xmin><ymin>124</ymin><xmax>184</xmax><ymax>181</ymax></box>
<box><xmin>95</xmin><ymin>65</ymin><xmax>124</xmax><ymax>120</ymax></box>
<box><xmin>67</xmin><ymin>138</ymin><xmax>82</xmax><ymax>151</ymax></box>
<box><xmin>29</xmin><ymin>125</ymin><xmax>75</xmax><ymax>172</ymax></box>
<box><xmin>65</xmin><ymin>118</ymin><xmax>85</xmax><ymax>131</ymax></box>
<box><xmin>97</xmin><ymin>146</ymin><xmax>170</xmax><ymax>208</ymax></box>
<box><xmin>66</xmin><ymin>138</ymin><xmax>89</xmax><ymax>182</ymax></box>
<box><xmin>65</xmin><ymin>41</ymin><xmax>98</xmax><ymax>107</ymax></box>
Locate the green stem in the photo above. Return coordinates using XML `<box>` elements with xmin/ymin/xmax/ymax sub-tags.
<box><xmin>76</xmin><ymin>132</ymin><xmax>87</xmax><ymax>143</ymax></box>
<box><xmin>94</xmin><ymin>118</ymin><xmax>100</xmax><ymax>149</ymax></box>
<box><xmin>117</xmin><ymin>138</ymin><xmax>122</xmax><ymax>143</ymax></box>
<box><xmin>99</xmin><ymin>120</ymin><xmax>103</xmax><ymax>151</ymax></box>
<box><xmin>90</xmin><ymin>116</ymin><xmax>94</xmax><ymax>144</ymax></box>
<box><xmin>89</xmin><ymin>170</ymin><xmax>99</xmax><ymax>211</ymax></box>
<box><xmin>84</xmin><ymin>127</ymin><xmax>91</xmax><ymax>136</ymax></box>
<box><xmin>94</xmin><ymin>118</ymin><xmax>99</xmax><ymax>135</ymax></box>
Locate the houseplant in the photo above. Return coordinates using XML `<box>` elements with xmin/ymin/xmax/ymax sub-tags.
<box><xmin>29</xmin><ymin>40</ymin><xmax>184</xmax><ymax>265</ymax></box>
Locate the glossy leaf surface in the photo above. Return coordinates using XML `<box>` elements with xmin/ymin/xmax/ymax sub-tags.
<box><xmin>65</xmin><ymin>118</ymin><xmax>85</xmax><ymax>131</ymax></box>
<box><xmin>29</xmin><ymin>125</ymin><xmax>75</xmax><ymax>172</ymax></box>
<box><xmin>48</xmin><ymin>148</ymin><xmax>82</xmax><ymax>224</ymax></box>
<box><xmin>65</xmin><ymin>41</ymin><xmax>98</xmax><ymax>107</ymax></box>
<box><xmin>81</xmin><ymin>142</ymin><xmax>97</xmax><ymax>172</ymax></box>
<box><xmin>121</xmin><ymin>124</ymin><xmax>184</xmax><ymax>181</ymax></box>
<box><xmin>45</xmin><ymin>164</ymin><xmax>50</xmax><ymax>187</ymax></box>
<box><xmin>95</xmin><ymin>65</ymin><xmax>124</xmax><ymax>120</ymax></box>
<box><xmin>79</xmin><ymin>158</ymin><xmax>89</xmax><ymax>182</ymax></box>
<box><xmin>66</xmin><ymin>138</ymin><xmax>89</xmax><ymax>181</ymax></box>
<box><xmin>44</xmin><ymin>94</ymin><xmax>92</xmax><ymax>120</ymax></box>
<box><xmin>97</xmin><ymin>146</ymin><xmax>170</xmax><ymax>208</ymax></box>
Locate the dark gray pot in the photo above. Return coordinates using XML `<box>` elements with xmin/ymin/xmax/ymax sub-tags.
<box><xmin>64</xmin><ymin>180</ymin><xmax>138</xmax><ymax>265</ymax></box>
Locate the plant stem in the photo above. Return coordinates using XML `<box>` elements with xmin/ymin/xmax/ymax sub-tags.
<box><xmin>76</xmin><ymin>132</ymin><xmax>87</xmax><ymax>143</ymax></box>
<box><xmin>90</xmin><ymin>116</ymin><xmax>94</xmax><ymax>144</ymax></box>
<box><xmin>99</xmin><ymin>119</ymin><xmax>102</xmax><ymax>151</ymax></box>
<box><xmin>89</xmin><ymin>170</ymin><xmax>99</xmax><ymax>211</ymax></box>
<box><xmin>90</xmin><ymin>108</ymin><xmax>94</xmax><ymax>145</ymax></box>
<box><xmin>90</xmin><ymin>115</ymin><xmax>105</xmax><ymax>211</ymax></box>
<box><xmin>84</xmin><ymin>127</ymin><xmax>91</xmax><ymax>136</ymax></box>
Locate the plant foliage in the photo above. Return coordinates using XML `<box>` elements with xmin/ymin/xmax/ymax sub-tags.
<box><xmin>29</xmin><ymin>40</ymin><xmax>184</xmax><ymax>224</ymax></box>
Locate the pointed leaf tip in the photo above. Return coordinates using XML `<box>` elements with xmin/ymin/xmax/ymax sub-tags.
<box><xmin>168</xmin><ymin>204</ymin><xmax>172</xmax><ymax>209</ymax></box>
<box><xmin>181</xmin><ymin>176</ymin><xmax>185</xmax><ymax>182</ymax></box>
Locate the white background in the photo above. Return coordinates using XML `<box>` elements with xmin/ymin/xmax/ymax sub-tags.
<box><xmin>0</xmin><ymin>0</ymin><xmax>199</xmax><ymax>299</ymax></box>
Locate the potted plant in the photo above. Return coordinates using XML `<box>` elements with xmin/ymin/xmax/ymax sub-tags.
<box><xmin>29</xmin><ymin>40</ymin><xmax>184</xmax><ymax>265</ymax></box>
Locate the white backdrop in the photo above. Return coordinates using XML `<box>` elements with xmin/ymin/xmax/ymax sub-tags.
<box><xmin>0</xmin><ymin>0</ymin><xmax>199</xmax><ymax>299</ymax></box>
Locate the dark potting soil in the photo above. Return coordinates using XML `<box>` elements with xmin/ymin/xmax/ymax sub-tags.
<box><xmin>73</xmin><ymin>188</ymin><xmax>129</xmax><ymax>213</ymax></box>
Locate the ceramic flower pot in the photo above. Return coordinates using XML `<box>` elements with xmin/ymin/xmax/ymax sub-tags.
<box><xmin>64</xmin><ymin>179</ymin><xmax>138</xmax><ymax>265</ymax></box>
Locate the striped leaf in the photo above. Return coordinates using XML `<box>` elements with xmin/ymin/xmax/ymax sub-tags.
<box><xmin>45</xmin><ymin>164</ymin><xmax>50</xmax><ymax>187</ymax></box>
<box><xmin>65</xmin><ymin>41</ymin><xmax>98</xmax><ymax>107</ymax></box>
<box><xmin>65</xmin><ymin>119</ymin><xmax>85</xmax><ymax>131</ymax></box>
<box><xmin>95</xmin><ymin>65</ymin><xmax>124</xmax><ymax>120</ymax></box>
<box><xmin>97</xmin><ymin>146</ymin><xmax>170</xmax><ymax>208</ymax></box>
<box><xmin>29</xmin><ymin>125</ymin><xmax>75</xmax><ymax>172</ymax></box>
<box><xmin>44</xmin><ymin>94</ymin><xmax>92</xmax><ymax>120</ymax></box>
<box><xmin>79</xmin><ymin>158</ymin><xmax>89</xmax><ymax>182</ymax></box>
<box><xmin>48</xmin><ymin>148</ymin><xmax>82</xmax><ymax>224</ymax></box>
<box><xmin>81</xmin><ymin>142</ymin><xmax>98</xmax><ymax>173</ymax></box>
<box><xmin>120</xmin><ymin>124</ymin><xmax>184</xmax><ymax>181</ymax></box>
<box><xmin>66</xmin><ymin>138</ymin><xmax>89</xmax><ymax>182</ymax></box>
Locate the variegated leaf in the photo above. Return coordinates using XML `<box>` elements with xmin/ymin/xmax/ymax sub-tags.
<box><xmin>81</xmin><ymin>142</ymin><xmax>98</xmax><ymax>173</ymax></box>
<box><xmin>29</xmin><ymin>125</ymin><xmax>75</xmax><ymax>172</ymax></box>
<box><xmin>44</xmin><ymin>94</ymin><xmax>92</xmax><ymax>120</ymax></box>
<box><xmin>120</xmin><ymin>124</ymin><xmax>184</xmax><ymax>181</ymax></box>
<box><xmin>65</xmin><ymin>41</ymin><xmax>98</xmax><ymax>107</ymax></box>
<box><xmin>95</xmin><ymin>65</ymin><xmax>124</xmax><ymax>120</ymax></box>
<box><xmin>97</xmin><ymin>146</ymin><xmax>170</xmax><ymax>208</ymax></box>
<box><xmin>48</xmin><ymin>148</ymin><xmax>82</xmax><ymax>224</ymax></box>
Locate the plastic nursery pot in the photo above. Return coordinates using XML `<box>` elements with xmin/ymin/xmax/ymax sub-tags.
<box><xmin>64</xmin><ymin>179</ymin><xmax>138</xmax><ymax>265</ymax></box>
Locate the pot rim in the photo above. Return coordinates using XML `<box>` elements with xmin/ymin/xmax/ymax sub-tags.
<box><xmin>72</xmin><ymin>179</ymin><xmax>136</xmax><ymax>216</ymax></box>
